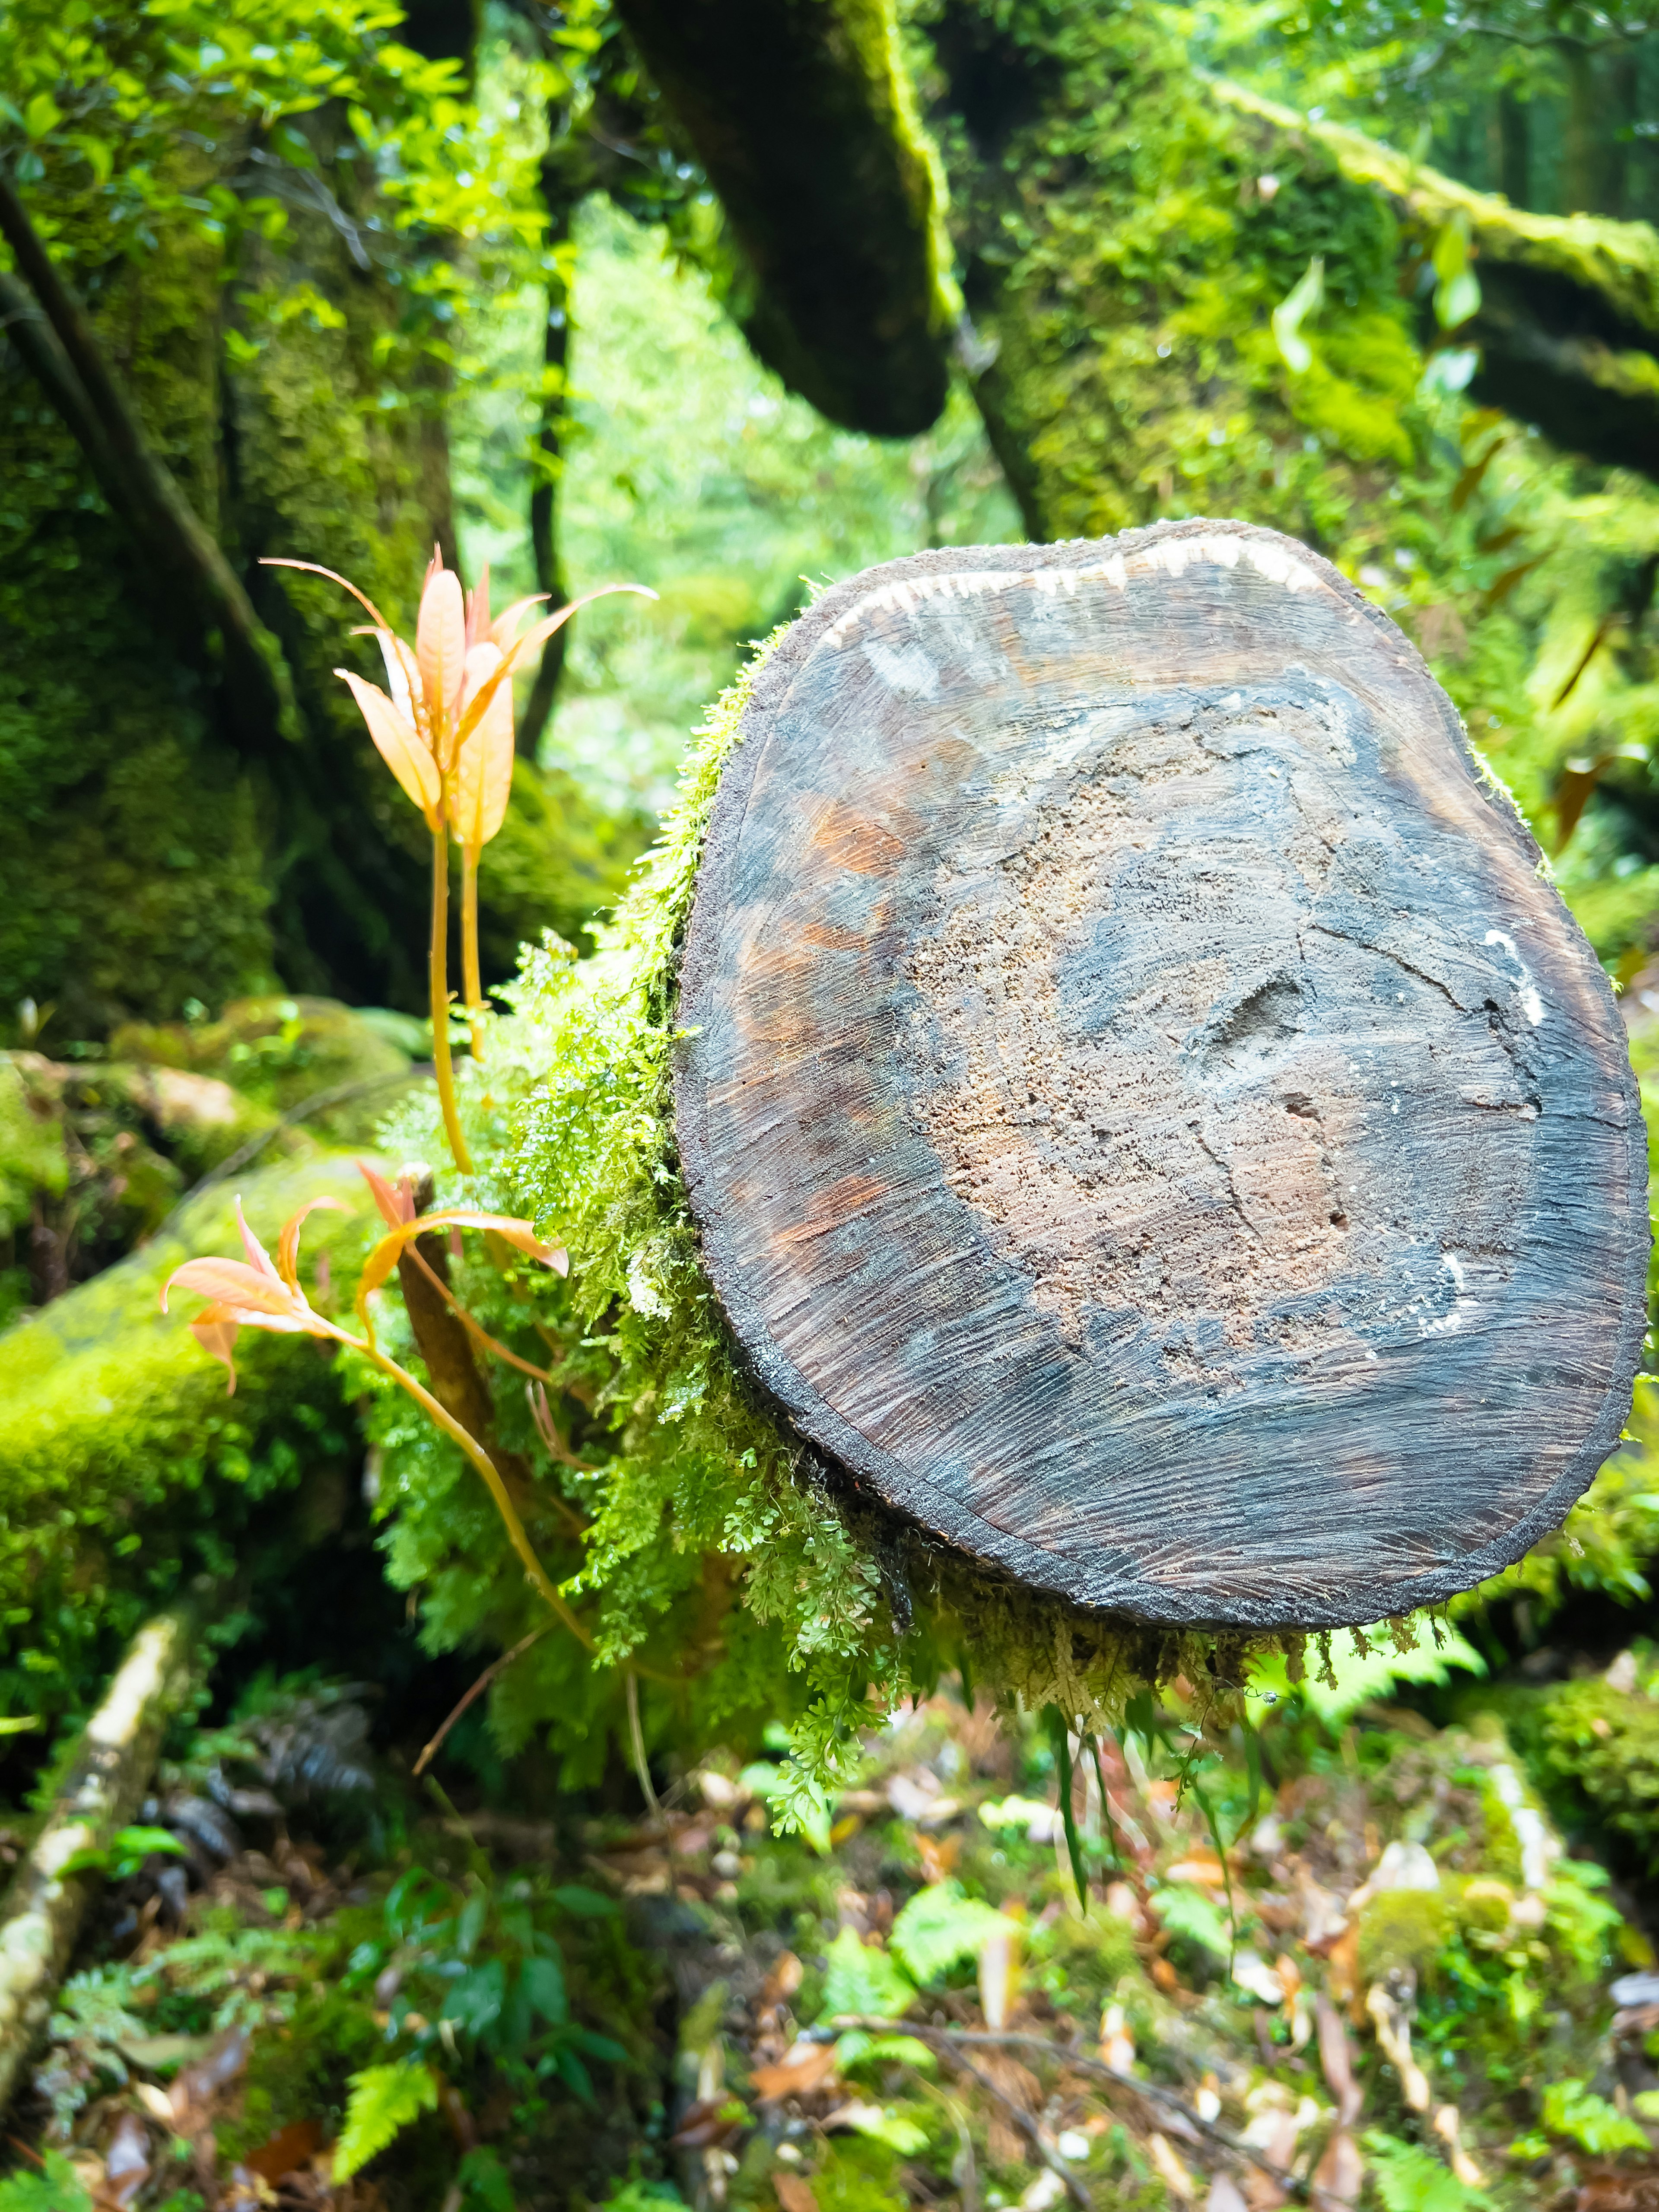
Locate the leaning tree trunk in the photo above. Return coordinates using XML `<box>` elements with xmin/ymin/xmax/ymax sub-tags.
<box><xmin>0</xmin><ymin>1611</ymin><xmax>195</xmax><ymax>2114</ymax></box>
<box><xmin>673</xmin><ymin>522</ymin><xmax>1648</xmax><ymax>1630</ymax></box>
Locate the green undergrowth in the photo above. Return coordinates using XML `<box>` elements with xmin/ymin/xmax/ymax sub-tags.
<box><xmin>0</xmin><ymin>1147</ymin><xmax>388</xmax><ymax>1735</ymax></box>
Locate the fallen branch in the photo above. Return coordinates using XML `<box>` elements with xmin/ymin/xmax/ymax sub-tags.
<box><xmin>0</xmin><ymin>1610</ymin><xmax>197</xmax><ymax>2115</ymax></box>
<box><xmin>831</xmin><ymin>2020</ymin><xmax>1309</xmax><ymax>2202</ymax></box>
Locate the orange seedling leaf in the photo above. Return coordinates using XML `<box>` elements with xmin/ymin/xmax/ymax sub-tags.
<box><xmin>188</xmin><ymin>1315</ymin><xmax>244</xmax><ymax>1392</ymax></box>
<box><xmin>261</xmin><ymin>556</ymin><xmax>395</xmax><ymax>638</ymax></box>
<box><xmin>277</xmin><ymin>1196</ymin><xmax>350</xmax><ymax>1292</ymax></box>
<box><xmin>359</xmin><ymin>1160</ymin><xmax>419</xmax><ymax>1229</ymax></box>
<box><xmin>450</xmin><ymin>642</ymin><xmax>516</xmax><ymax>851</ymax></box>
<box><xmin>489</xmin><ymin>594</ymin><xmax>549</xmax><ymax>647</ymax></box>
<box><xmin>416</xmin><ymin>552</ymin><xmax>467</xmax><ymax>755</ymax></box>
<box><xmin>356</xmin><ymin>1209</ymin><xmax>569</xmax><ymax>1321</ymax></box>
<box><xmin>337</xmin><ymin>670</ymin><xmax>441</xmax><ymax>823</ymax></box>
<box><xmin>163</xmin><ymin>1195</ymin><xmax>352</xmax><ymax>1393</ymax></box>
<box><xmin>162</xmin><ymin>1256</ymin><xmax>300</xmax><ymax>1319</ymax></box>
<box><xmin>451</xmin><ymin>583</ymin><xmax>657</xmax><ymax>754</ymax></box>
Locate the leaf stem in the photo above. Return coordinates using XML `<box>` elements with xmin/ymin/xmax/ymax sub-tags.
<box><xmin>461</xmin><ymin>842</ymin><xmax>486</xmax><ymax>1059</ymax></box>
<box><xmin>353</xmin><ymin>1332</ymin><xmax>591</xmax><ymax>1650</ymax></box>
<box><xmin>429</xmin><ymin>830</ymin><xmax>473</xmax><ymax>1173</ymax></box>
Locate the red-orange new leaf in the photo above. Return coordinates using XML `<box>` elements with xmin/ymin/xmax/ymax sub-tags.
<box><xmin>354</xmin><ymin>1208</ymin><xmax>568</xmax><ymax>1335</ymax></box>
<box><xmin>160</xmin><ymin>1196</ymin><xmax>349</xmax><ymax>1393</ymax></box>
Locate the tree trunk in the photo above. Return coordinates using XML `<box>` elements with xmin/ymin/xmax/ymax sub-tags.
<box><xmin>519</xmin><ymin>182</ymin><xmax>578</xmax><ymax>760</ymax></box>
<box><xmin>608</xmin><ymin>0</ymin><xmax>951</xmax><ymax>435</ymax></box>
<box><xmin>0</xmin><ymin>1611</ymin><xmax>196</xmax><ymax>2115</ymax></box>
<box><xmin>673</xmin><ymin>522</ymin><xmax>1648</xmax><ymax>1630</ymax></box>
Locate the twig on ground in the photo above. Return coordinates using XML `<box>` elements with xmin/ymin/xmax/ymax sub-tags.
<box><xmin>929</xmin><ymin>2038</ymin><xmax>1090</xmax><ymax>2209</ymax></box>
<box><xmin>830</xmin><ymin>2020</ymin><xmax>1308</xmax><ymax>2202</ymax></box>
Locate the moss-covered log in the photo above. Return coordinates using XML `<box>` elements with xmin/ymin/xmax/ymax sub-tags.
<box><xmin>1210</xmin><ymin>79</ymin><xmax>1659</xmax><ymax>477</ymax></box>
<box><xmin>674</xmin><ymin>523</ymin><xmax>1648</xmax><ymax>1629</ymax></box>
<box><xmin>908</xmin><ymin>0</ymin><xmax>1659</xmax><ymax>542</ymax></box>
<box><xmin>608</xmin><ymin>0</ymin><xmax>952</xmax><ymax>435</ymax></box>
<box><xmin>0</xmin><ymin>1148</ymin><xmax>385</xmax><ymax>1725</ymax></box>
<box><xmin>0</xmin><ymin>1610</ymin><xmax>195</xmax><ymax>2118</ymax></box>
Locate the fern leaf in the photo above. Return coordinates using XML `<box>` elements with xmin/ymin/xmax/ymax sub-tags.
<box><xmin>333</xmin><ymin>2061</ymin><xmax>439</xmax><ymax>2180</ymax></box>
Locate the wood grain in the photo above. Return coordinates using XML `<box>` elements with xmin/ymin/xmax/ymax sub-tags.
<box><xmin>673</xmin><ymin>520</ymin><xmax>1649</xmax><ymax>1629</ymax></box>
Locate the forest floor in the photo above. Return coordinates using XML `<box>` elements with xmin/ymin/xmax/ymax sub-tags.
<box><xmin>6</xmin><ymin>1643</ymin><xmax>1659</xmax><ymax>2212</ymax></box>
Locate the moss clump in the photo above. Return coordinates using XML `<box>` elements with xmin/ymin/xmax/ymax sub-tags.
<box><xmin>0</xmin><ymin>1146</ymin><xmax>386</xmax><ymax>1733</ymax></box>
<box><xmin>1535</xmin><ymin>1672</ymin><xmax>1659</xmax><ymax>1870</ymax></box>
<box><xmin>1041</xmin><ymin>1907</ymin><xmax>1139</xmax><ymax>2000</ymax></box>
<box><xmin>1357</xmin><ymin>1890</ymin><xmax>1452</xmax><ymax>1984</ymax></box>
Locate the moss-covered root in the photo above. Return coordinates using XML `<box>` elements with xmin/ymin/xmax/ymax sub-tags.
<box><xmin>0</xmin><ymin>1608</ymin><xmax>196</xmax><ymax>2116</ymax></box>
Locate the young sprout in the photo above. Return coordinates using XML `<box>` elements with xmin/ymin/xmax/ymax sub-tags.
<box><xmin>161</xmin><ymin>1168</ymin><xmax>591</xmax><ymax>1649</ymax></box>
<box><xmin>263</xmin><ymin>550</ymin><xmax>654</xmax><ymax>1170</ymax></box>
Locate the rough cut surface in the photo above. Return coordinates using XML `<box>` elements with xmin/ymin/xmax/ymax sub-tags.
<box><xmin>673</xmin><ymin>520</ymin><xmax>1649</xmax><ymax>1629</ymax></box>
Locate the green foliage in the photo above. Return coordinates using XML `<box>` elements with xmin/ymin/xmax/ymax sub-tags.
<box><xmin>819</xmin><ymin>1927</ymin><xmax>916</xmax><ymax>2022</ymax></box>
<box><xmin>1151</xmin><ymin>1884</ymin><xmax>1232</xmax><ymax>1959</ymax></box>
<box><xmin>1534</xmin><ymin>1665</ymin><xmax>1659</xmax><ymax>1871</ymax></box>
<box><xmin>1251</xmin><ymin>1625</ymin><xmax>1487</xmax><ymax>1726</ymax></box>
<box><xmin>337</xmin><ymin>1861</ymin><xmax>633</xmax><ymax>2104</ymax></box>
<box><xmin>1362</xmin><ymin>2132</ymin><xmax>1480</xmax><ymax>2212</ymax></box>
<box><xmin>60</xmin><ymin>1824</ymin><xmax>188</xmax><ymax>1882</ymax></box>
<box><xmin>332</xmin><ymin>2061</ymin><xmax>439</xmax><ymax>2181</ymax></box>
<box><xmin>0</xmin><ymin>2150</ymin><xmax>94</xmax><ymax>2212</ymax></box>
<box><xmin>1541</xmin><ymin>2077</ymin><xmax>1651</xmax><ymax>2155</ymax></box>
<box><xmin>887</xmin><ymin>1881</ymin><xmax>1006</xmax><ymax>1983</ymax></box>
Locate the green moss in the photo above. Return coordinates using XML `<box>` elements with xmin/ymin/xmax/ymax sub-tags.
<box><xmin>0</xmin><ymin>1145</ymin><xmax>386</xmax><ymax>1729</ymax></box>
<box><xmin>1357</xmin><ymin>1890</ymin><xmax>1452</xmax><ymax>1983</ymax></box>
<box><xmin>1536</xmin><ymin>1674</ymin><xmax>1659</xmax><ymax>1869</ymax></box>
<box><xmin>1211</xmin><ymin>78</ymin><xmax>1659</xmax><ymax>335</ymax></box>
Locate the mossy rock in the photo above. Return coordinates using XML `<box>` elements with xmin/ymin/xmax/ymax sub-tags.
<box><xmin>0</xmin><ymin>1146</ymin><xmax>388</xmax><ymax>1729</ymax></box>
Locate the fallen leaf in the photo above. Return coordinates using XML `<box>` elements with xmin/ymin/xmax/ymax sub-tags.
<box><xmin>243</xmin><ymin>2118</ymin><xmax>325</xmax><ymax>2183</ymax></box>
<box><xmin>759</xmin><ymin>1950</ymin><xmax>804</xmax><ymax>2010</ymax></box>
<box><xmin>775</xmin><ymin>2176</ymin><xmax>819</xmax><ymax>2212</ymax></box>
<box><xmin>749</xmin><ymin>2044</ymin><xmax>840</xmax><ymax>2102</ymax></box>
<box><xmin>104</xmin><ymin>2114</ymin><xmax>149</xmax><ymax>2211</ymax></box>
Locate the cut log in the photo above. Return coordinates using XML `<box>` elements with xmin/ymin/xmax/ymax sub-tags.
<box><xmin>0</xmin><ymin>1609</ymin><xmax>196</xmax><ymax>2114</ymax></box>
<box><xmin>674</xmin><ymin>520</ymin><xmax>1649</xmax><ymax>1630</ymax></box>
